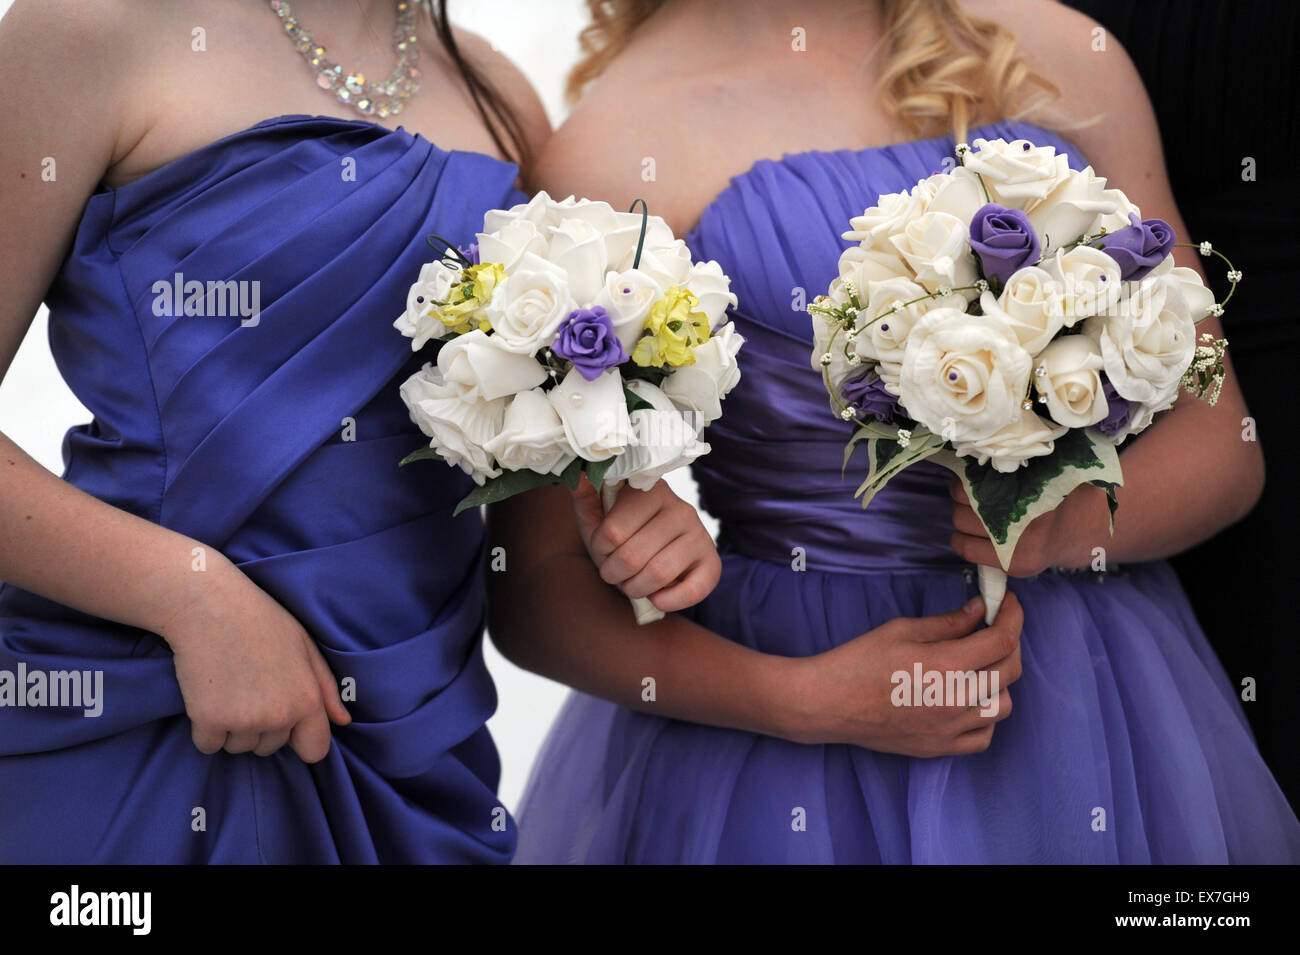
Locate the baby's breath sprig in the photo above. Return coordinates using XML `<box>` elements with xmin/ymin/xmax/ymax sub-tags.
<box><xmin>1178</xmin><ymin>241</ymin><xmax>1241</xmax><ymax>319</ymax></box>
<box><xmin>953</xmin><ymin>142</ymin><xmax>992</xmax><ymax>204</ymax></box>
<box><xmin>1182</xmin><ymin>332</ymin><xmax>1228</xmax><ymax>406</ymax></box>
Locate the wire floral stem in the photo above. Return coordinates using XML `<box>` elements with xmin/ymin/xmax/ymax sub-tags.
<box><xmin>1177</xmin><ymin>242</ymin><xmax>1241</xmax><ymax>316</ymax></box>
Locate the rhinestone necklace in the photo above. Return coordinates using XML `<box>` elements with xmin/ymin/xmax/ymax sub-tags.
<box><xmin>269</xmin><ymin>0</ymin><xmax>421</xmax><ymax>119</ymax></box>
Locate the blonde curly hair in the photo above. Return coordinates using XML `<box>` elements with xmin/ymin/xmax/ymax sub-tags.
<box><xmin>566</xmin><ymin>0</ymin><xmax>1060</xmax><ymax>142</ymax></box>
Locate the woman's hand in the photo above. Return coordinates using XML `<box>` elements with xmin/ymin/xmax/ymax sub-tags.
<box><xmin>784</xmin><ymin>593</ymin><xmax>1024</xmax><ymax>757</ymax></box>
<box><xmin>948</xmin><ymin>476</ymin><xmax>1108</xmax><ymax>577</ymax></box>
<box><xmin>569</xmin><ymin>476</ymin><xmax>721</xmax><ymax>612</ymax></box>
<box><xmin>159</xmin><ymin>558</ymin><xmax>351</xmax><ymax>763</ymax></box>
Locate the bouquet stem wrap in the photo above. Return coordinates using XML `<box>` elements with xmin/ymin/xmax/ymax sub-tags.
<box><xmin>601</xmin><ymin>481</ymin><xmax>666</xmax><ymax>626</ymax></box>
<box><xmin>977</xmin><ymin>564</ymin><xmax>1007</xmax><ymax>627</ymax></box>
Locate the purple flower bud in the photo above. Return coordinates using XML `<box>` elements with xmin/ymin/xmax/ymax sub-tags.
<box><xmin>841</xmin><ymin>371</ymin><xmax>904</xmax><ymax>422</ymax></box>
<box><xmin>1098</xmin><ymin>378</ymin><xmax>1133</xmax><ymax>437</ymax></box>
<box><xmin>551</xmin><ymin>306</ymin><xmax>628</xmax><ymax>381</ymax></box>
<box><xmin>968</xmin><ymin>203</ymin><xmax>1041</xmax><ymax>286</ymax></box>
<box><xmin>1094</xmin><ymin>213</ymin><xmax>1176</xmax><ymax>281</ymax></box>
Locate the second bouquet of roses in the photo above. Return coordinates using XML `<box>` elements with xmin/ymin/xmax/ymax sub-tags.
<box><xmin>395</xmin><ymin>191</ymin><xmax>743</xmax><ymax>622</ymax></box>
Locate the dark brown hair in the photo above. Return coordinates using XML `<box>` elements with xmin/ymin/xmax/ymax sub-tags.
<box><xmin>426</xmin><ymin>0</ymin><xmax>532</xmax><ymax>172</ymax></box>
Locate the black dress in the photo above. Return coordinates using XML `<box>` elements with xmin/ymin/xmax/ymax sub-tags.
<box><xmin>1065</xmin><ymin>0</ymin><xmax>1300</xmax><ymax>809</ymax></box>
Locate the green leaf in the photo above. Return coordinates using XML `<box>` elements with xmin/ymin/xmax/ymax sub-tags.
<box><xmin>584</xmin><ymin>456</ymin><xmax>616</xmax><ymax>489</ymax></box>
<box><xmin>620</xmin><ymin>364</ymin><xmax>668</xmax><ymax>387</ymax></box>
<box><xmin>930</xmin><ymin>428</ymin><xmax>1124</xmax><ymax>571</ymax></box>
<box><xmin>1091</xmin><ymin>479</ymin><xmax>1120</xmax><ymax>534</ymax></box>
<box><xmin>623</xmin><ymin>387</ymin><xmax>655</xmax><ymax>414</ymax></box>
<box><xmin>399</xmin><ymin>445</ymin><xmax>443</xmax><ymax>467</ymax></box>
<box><xmin>846</xmin><ymin>425</ymin><xmax>945</xmax><ymax>509</ymax></box>
<box><xmin>452</xmin><ymin>458</ymin><xmax>584</xmax><ymax>516</ymax></box>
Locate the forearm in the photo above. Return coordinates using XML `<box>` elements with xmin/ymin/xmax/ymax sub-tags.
<box><xmin>1059</xmin><ymin>398</ymin><xmax>1262</xmax><ymax>567</ymax></box>
<box><xmin>488</xmin><ymin>519</ymin><xmax>801</xmax><ymax>740</ymax></box>
<box><xmin>0</xmin><ymin>431</ymin><xmax>230</xmax><ymax>643</ymax></box>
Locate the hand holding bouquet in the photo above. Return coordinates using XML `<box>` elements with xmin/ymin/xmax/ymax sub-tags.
<box><xmin>395</xmin><ymin>192</ymin><xmax>742</xmax><ymax>623</ymax></box>
<box><xmin>810</xmin><ymin>137</ymin><xmax>1234</xmax><ymax>623</ymax></box>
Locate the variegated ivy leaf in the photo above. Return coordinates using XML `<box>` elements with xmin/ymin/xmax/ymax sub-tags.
<box><xmin>930</xmin><ymin>428</ymin><xmax>1124</xmax><ymax>571</ymax></box>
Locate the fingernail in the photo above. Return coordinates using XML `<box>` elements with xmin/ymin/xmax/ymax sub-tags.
<box><xmin>964</xmin><ymin>596</ymin><xmax>984</xmax><ymax>613</ymax></box>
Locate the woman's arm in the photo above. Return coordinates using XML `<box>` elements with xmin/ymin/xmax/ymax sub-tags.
<box><xmin>951</xmin><ymin>7</ymin><xmax>1263</xmax><ymax>574</ymax></box>
<box><xmin>489</xmin><ymin>483</ymin><xmax>1027</xmax><ymax>756</ymax></box>
<box><xmin>0</xmin><ymin>0</ymin><xmax>347</xmax><ymax>760</ymax></box>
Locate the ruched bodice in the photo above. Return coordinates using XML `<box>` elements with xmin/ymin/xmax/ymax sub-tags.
<box><xmin>683</xmin><ymin>122</ymin><xmax>1086</xmax><ymax>572</ymax></box>
<box><xmin>0</xmin><ymin>115</ymin><xmax>523</xmax><ymax>863</ymax></box>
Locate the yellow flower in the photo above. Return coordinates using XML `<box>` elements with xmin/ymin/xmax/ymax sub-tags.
<box><xmin>438</xmin><ymin>262</ymin><xmax>504</xmax><ymax>335</ymax></box>
<box><xmin>631</xmin><ymin>286</ymin><xmax>711</xmax><ymax>368</ymax></box>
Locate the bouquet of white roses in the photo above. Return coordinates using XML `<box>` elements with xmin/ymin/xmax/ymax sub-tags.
<box><xmin>396</xmin><ymin>191</ymin><xmax>742</xmax><ymax>622</ymax></box>
<box><xmin>810</xmin><ymin>137</ymin><xmax>1234</xmax><ymax>623</ymax></box>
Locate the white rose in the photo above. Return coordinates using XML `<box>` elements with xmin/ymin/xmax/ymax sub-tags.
<box><xmin>1083</xmin><ymin>272</ymin><xmax>1196</xmax><ymax>405</ymax></box>
<box><xmin>842</xmin><ymin>190</ymin><xmax>927</xmax><ymax>244</ymax></box>
<box><xmin>985</xmin><ymin>271</ymin><xmax>1067</xmax><ymax>355</ymax></box>
<box><xmin>482</xmin><ymin>190</ymin><xmax>553</xmax><ymax>233</ymax></box>
<box><xmin>1040</xmin><ymin>245</ymin><xmax>1122</xmax><ymax>326</ymax></box>
<box><xmin>632</xmin><ymin>238</ymin><xmax>694</xmax><ymax>292</ymax></box>
<box><xmin>898</xmin><ymin>308</ymin><xmax>1033</xmax><ymax>442</ymax></box>
<box><xmin>482</xmin><ymin>388</ymin><xmax>575</xmax><ymax>475</ymax></box>
<box><xmin>855</xmin><ymin>277</ymin><xmax>967</xmax><ymax>394</ymax></box>
<box><xmin>953</xmin><ymin>411</ymin><xmax>1068</xmax><ymax>473</ymax></box>
<box><xmin>1035</xmin><ymin>334</ymin><xmax>1108</xmax><ymax>428</ymax></box>
<box><xmin>835</xmin><ymin>242</ymin><xmax>912</xmax><ymax>296</ymax></box>
<box><xmin>661</xmin><ymin>322</ymin><xmax>745</xmax><ymax>425</ymax></box>
<box><xmin>547</xmin><ymin>366</ymin><xmax>633</xmax><ymax>461</ymax></box>
<box><xmin>476</xmin><ymin>218</ymin><xmax>547</xmax><ymax>272</ymax></box>
<box><xmin>1092</xmin><ymin>186</ymin><xmax>1142</xmax><ymax>237</ymax></box>
<box><xmin>394</xmin><ymin>260</ymin><xmax>459</xmax><ymax>349</ymax></box>
<box><xmin>1146</xmin><ymin>257</ymin><xmax>1215</xmax><ymax>322</ymax></box>
<box><xmin>436</xmin><ymin>329</ymin><xmax>548</xmax><ymax>402</ymax></box>
<box><xmin>913</xmin><ymin>167</ymin><xmax>987</xmax><ymax>223</ymax></box>
<box><xmin>963</xmin><ymin>139</ymin><xmax>1071</xmax><ymax>206</ymax></box>
<box><xmin>399</xmin><ymin>363</ymin><xmax>504</xmax><ymax>485</ymax></box>
<box><xmin>485</xmin><ymin>253</ymin><xmax>577</xmax><ymax>353</ymax></box>
<box><xmin>547</xmin><ymin>217</ymin><xmax>609</xmax><ymax>304</ymax></box>
<box><xmin>606</xmin><ymin>379</ymin><xmax>710</xmax><ymax>490</ymax></box>
<box><xmin>554</xmin><ymin>199</ymin><xmax>643</xmax><ymax>267</ymax></box>
<box><xmin>594</xmin><ymin>269</ymin><xmax>662</xmax><ymax>352</ymax></box>
<box><xmin>1024</xmin><ymin>167</ymin><xmax>1117</xmax><ymax>254</ymax></box>
<box><xmin>610</xmin><ymin>210</ymin><xmax>677</xmax><ymax>270</ymax></box>
<box><xmin>683</xmin><ymin>259</ymin><xmax>738</xmax><ymax>329</ymax></box>
<box><xmin>889</xmin><ymin>211</ymin><xmax>978</xmax><ymax>293</ymax></box>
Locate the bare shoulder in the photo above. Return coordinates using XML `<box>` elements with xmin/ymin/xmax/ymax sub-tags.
<box><xmin>451</xmin><ymin>28</ymin><xmax>552</xmax><ymax>164</ymax></box>
<box><xmin>964</xmin><ymin>0</ymin><xmax>1150</xmax><ymax>124</ymax></box>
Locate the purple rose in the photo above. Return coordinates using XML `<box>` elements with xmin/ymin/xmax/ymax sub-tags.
<box><xmin>1098</xmin><ymin>378</ymin><xmax>1133</xmax><ymax>437</ymax></box>
<box><xmin>841</xmin><ymin>371</ymin><xmax>903</xmax><ymax>422</ymax></box>
<box><xmin>1094</xmin><ymin>213</ymin><xmax>1175</xmax><ymax>281</ymax></box>
<box><xmin>969</xmin><ymin>203</ymin><xmax>1040</xmax><ymax>286</ymax></box>
<box><xmin>551</xmin><ymin>306</ymin><xmax>628</xmax><ymax>381</ymax></box>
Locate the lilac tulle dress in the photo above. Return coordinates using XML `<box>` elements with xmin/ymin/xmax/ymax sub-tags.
<box><xmin>514</xmin><ymin>121</ymin><xmax>1300</xmax><ymax>863</ymax></box>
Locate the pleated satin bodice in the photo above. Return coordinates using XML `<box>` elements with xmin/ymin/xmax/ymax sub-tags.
<box><xmin>0</xmin><ymin>115</ymin><xmax>523</xmax><ymax>863</ymax></box>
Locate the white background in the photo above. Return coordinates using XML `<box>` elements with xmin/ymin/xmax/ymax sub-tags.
<box><xmin>0</xmin><ymin>0</ymin><xmax>704</xmax><ymax>811</ymax></box>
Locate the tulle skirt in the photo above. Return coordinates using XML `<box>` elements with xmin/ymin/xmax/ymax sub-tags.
<box><xmin>514</xmin><ymin>555</ymin><xmax>1300</xmax><ymax>863</ymax></box>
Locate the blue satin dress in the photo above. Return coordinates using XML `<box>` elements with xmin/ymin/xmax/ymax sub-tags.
<box><xmin>514</xmin><ymin>121</ymin><xmax>1300</xmax><ymax>863</ymax></box>
<box><xmin>0</xmin><ymin>115</ymin><xmax>521</xmax><ymax>863</ymax></box>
